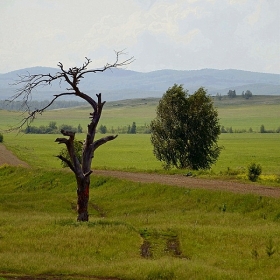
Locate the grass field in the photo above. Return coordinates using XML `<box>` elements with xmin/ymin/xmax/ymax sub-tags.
<box><xmin>1</xmin><ymin>95</ymin><xmax>280</xmax><ymax>132</ymax></box>
<box><xmin>1</xmin><ymin>95</ymin><xmax>280</xmax><ymax>177</ymax></box>
<box><xmin>3</xmin><ymin>133</ymin><xmax>280</xmax><ymax>180</ymax></box>
<box><xmin>1</xmin><ymin>166</ymin><xmax>280</xmax><ymax>280</ymax></box>
<box><xmin>0</xmin><ymin>95</ymin><xmax>280</xmax><ymax>279</ymax></box>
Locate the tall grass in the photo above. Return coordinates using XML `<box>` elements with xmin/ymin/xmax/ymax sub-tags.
<box><xmin>1</xmin><ymin>166</ymin><xmax>280</xmax><ymax>279</ymax></box>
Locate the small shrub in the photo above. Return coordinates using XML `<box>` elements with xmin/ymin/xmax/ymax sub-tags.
<box><xmin>221</xmin><ymin>166</ymin><xmax>245</xmax><ymax>176</ymax></box>
<box><xmin>0</xmin><ymin>133</ymin><xmax>3</xmax><ymax>143</ymax></box>
<box><xmin>247</xmin><ymin>162</ymin><xmax>262</xmax><ymax>182</ymax></box>
<box><xmin>58</xmin><ymin>140</ymin><xmax>83</xmax><ymax>167</ymax></box>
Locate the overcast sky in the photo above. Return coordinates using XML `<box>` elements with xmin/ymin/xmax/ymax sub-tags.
<box><xmin>1</xmin><ymin>0</ymin><xmax>279</xmax><ymax>74</ymax></box>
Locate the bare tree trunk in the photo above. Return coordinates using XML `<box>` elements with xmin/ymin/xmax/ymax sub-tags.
<box><xmin>76</xmin><ymin>176</ymin><xmax>90</xmax><ymax>221</ymax></box>
<box><xmin>13</xmin><ymin>52</ymin><xmax>133</xmax><ymax>222</ymax></box>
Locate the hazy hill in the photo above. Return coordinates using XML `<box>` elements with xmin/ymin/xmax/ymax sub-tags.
<box><xmin>0</xmin><ymin>67</ymin><xmax>279</xmax><ymax>101</ymax></box>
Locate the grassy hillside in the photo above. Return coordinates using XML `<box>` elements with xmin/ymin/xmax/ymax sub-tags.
<box><xmin>0</xmin><ymin>96</ymin><xmax>280</xmax><ymax>279</ymax></box>
<box><xmin>1</xmin><ymin>166</ymin><xmax>280</xmax><ymax>279</ymax></box>
<box><xmin>1</xmin><ymin>95</ymin><xmax>280</xmax><ymax>132</ymax></box>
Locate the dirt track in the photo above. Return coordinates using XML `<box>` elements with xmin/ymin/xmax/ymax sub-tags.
<box><xmin>93</xmin><ymin>170</ymin><xmax>280</xmax><ymax>198</ymax></box>
<box><xmin>1</xmin><ymin>143</ymin><xmax>280</xmax><ymax>198</ymax></box>
<box><xmin>0</xmin><ymin>144</ymin><xmax>29</xmax><ymax>167</ymax></box>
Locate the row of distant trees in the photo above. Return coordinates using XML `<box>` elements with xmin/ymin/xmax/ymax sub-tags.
<box><xmin>98</xmin><ymin>122</ymin><xmax>151</xmax><ymax>134</ymax></box>
<box><xmin>221</xmin><ymin>125</ymin><xmax>280</xmax><ymax>133</ymax></box>
<box><xmin>23</xmin><ymin>121</ymin><xmax>280</xmax><ymax>134</ymax></box>
<box><xmin>0</xmin><ymin>100</ymin><xmax>86</xmax><ymax>111</ymax></box>
<box><xmin>216</xmin><ymin>90</ymin><xmax>253</xmax><ymax>100</ymax></box>
<box><xmin>24</xmin><ymin>122</ymin><xmax>83</xmax><ymax>134</ymax></box>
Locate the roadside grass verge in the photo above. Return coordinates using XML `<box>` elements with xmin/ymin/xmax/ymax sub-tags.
<box><xmin>1</xmin><ymin>166</ymin><xmax>280</xmax><ymax>279</ymax></box>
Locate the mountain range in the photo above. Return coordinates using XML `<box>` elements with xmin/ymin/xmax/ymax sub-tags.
<box><xmin>0</xmin><ymin>67</ymin><xmax>279</xmax><ymax>101</ymax></box>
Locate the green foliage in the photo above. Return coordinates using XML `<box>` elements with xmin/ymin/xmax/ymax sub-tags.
<box><xmin>99</xmin><ymin>124</ymin><xmax>107</xmax><ymax>134</ymax></box>
<box><xmin>260</xmin><ymin>124</ymin><xmax>266</xmax><ymax>133</ymax></box>
<box><xmin>60</xmin><ymin>124</ymin><xmax>78</xmax><ymax>133</ymax></box>
<box><xmin>247</xmin><ymin>162</ymin><xmax>262</xmax><ymax>181</ymax></box>
<box><xmin>127</xmin><ymin>121</ymin><xmax>137</xmax><ymax>134</ymax></box>
<box><xmin>227</xmin><ymin>89</ymin><xmax>236</xmax><ymax>98</ymax></box>
<box><xmin>244</xmin><ymin>90</ymin><xmax>253</xmax><ymax>99</ymax></box>
<box><xmin>150</xmin><ymin>84</ymin><xmax>222</xmax><ymax>170</ymax></box>
<box><xmin>77</xmin><ymin>123</ymin><xmax>83</xmax><ymax>133</ymax></box>
<box><xmin>259</xmin><ymin>124</ymin><xmax>277</xmax><ymax>133</ymax></box>
<box><xmin>58</xmin><ymin>139</ymin><xmax>83</xmax><ymax>168</ymax></box>
<box><xmin>0</xmin><ymin>133</ymin><xmax>3</xmax><ymax>143</ymax></box>
<box><xmin>24</xmin><ymin>122</ymin><xmax>83</xmax><ymax>134</ymax></box>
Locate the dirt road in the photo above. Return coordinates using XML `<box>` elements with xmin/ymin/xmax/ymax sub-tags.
<box><xmin>93</xmin><ymin>170</ymin><xmax>280</xmax><ymax>198</ymax></box>
<box><xmin>0</xmin><ymin>143</ymin><xmax>29</xmax><ymax>167</ymax></box>
<box><xmin>1</xmin><ymin>143</ymin><xmax>280</xmax><ymax>198</ymax></box>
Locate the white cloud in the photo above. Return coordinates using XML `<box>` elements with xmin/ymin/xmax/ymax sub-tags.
<box><xmin>0</xmin><ymin>0</ymin><xmax>279</xmax><ymax>74</ymax></box>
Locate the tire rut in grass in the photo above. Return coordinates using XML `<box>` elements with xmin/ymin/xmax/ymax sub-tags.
<box><xmin>139</xmin><ymin>228</ymin><xmax>188</xmax><ymax>259</ymax></box>
<box><xmin>90</xmin><ymin>202</ymin><xmax>106</xmax><ymax>218</ymax></box>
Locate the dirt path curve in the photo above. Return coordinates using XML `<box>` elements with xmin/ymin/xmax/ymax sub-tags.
<box><xmin>94</xmin><ymin>170</ymin><xmax>280</xmax><ymax>198</ymax></box>
<box><xmin>1</xmin><ymin>143</ymin><xmax>279</xmax><ymax>198</ymax></box>
<box><xmin>0</xmin><ymin>144</ymin><xmax>29</xmax><ymax>167</ymax></box>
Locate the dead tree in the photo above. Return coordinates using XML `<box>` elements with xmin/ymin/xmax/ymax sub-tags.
<box><xmin>12</xmin><ymin>51</ymin><xmax>134</xmax><ymax>221</ymax></box>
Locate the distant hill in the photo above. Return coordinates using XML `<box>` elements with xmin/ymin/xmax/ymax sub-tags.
<box><xmin>0</xmin><ymin>67</ymin><xmax>279</xmax><ymax>101</ymax></box>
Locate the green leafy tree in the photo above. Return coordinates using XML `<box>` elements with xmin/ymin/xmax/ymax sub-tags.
<box><xmin>49</xmin><ymin>121</ymin><xmax>57</xmax><ymax>130</ymax></box>
<box><xmin>227</xmin><ymin>90</ymin><xmax>236</xmax><ymax>98</ymax></box>
<box><xmin>99</xmin><ymin>124</ymin><xmax>107</xmax><ymax>134</ymax></box>
<box><xmin>59</xmin><ymin>140</ymin><xmax>83</xmax><ymax>168</ymax></box>
<box><xmin>128</xmin><ymin>122</ymin><xmax>136</xmax><ymax>134</ymax></box>
<box><xmin>150</xmin><ymin>84</ymin><xmax>222</xmax><ymax>170</ymax></box>
<box><xmin>131</xmin><ymin>122</ymin><xmax>137</xmax><ymax>134</ymax></box>
<box><xmin>77</xmin><ymin>124</ymin><xmax>83</xmax><ymax>133</ymax></box>
<box><xmin>244</xmin><ymin>90</ymin><xmax>253</xmax><ymax>99</ymax></box>
<box><xmin>260</xmin><ymin>124</ymin><xmax>266</xmax><ymax>133</ymax></box>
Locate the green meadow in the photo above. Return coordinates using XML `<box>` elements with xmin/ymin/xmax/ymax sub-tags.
<box><xmin>0</xmin><ymin>95</ymin><xmax>280</xmax><ymax>279</ymax></box>
<box><xmin>1</xmin><ymin>166</ymin><xmax>280</xmax><ymax>280</ymax></box>
<box><xmin>1</xmin><ymin>95</ymin><xmax>280</xmax><ymax>177</ymax></box>
<box><xmin>2</xmin><ymin>133</ymin><xmax>280</xmax><ymax>178</ymax></box>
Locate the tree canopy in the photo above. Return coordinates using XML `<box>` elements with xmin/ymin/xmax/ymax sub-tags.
<box><xmin>150</xmin><ymin>84</ymin><xmax>222</xmax><ymax>170</ymax></box>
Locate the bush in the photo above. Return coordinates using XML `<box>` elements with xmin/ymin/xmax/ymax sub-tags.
<box><xmin>98</xmin><ymin>124</ymin><xmax>107</xmax><ymax>134</ymax></box>
<box><xmin>247</xmin><ymin>162</ymin><xmax>262</xmax><ymax>181</ymax></box>
<box><xmin>0</xmin><ymin>133</ymin><xmax>3</xmax><ymax>142</ymax></box>
<box><xmin>58</xmin><ymin>140</ymin><xmax>83</xmax><ymax>168</ymax></box>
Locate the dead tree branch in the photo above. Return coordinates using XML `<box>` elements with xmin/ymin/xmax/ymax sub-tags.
<box><xmin>11</xmin><ymin>50</ymin><xmax>134</xmax><ymax>130</ymax></box>
<box><xmin>10</xmin><ymin>51</ymin><xmax>133</xmax><ymax>221</ymax></box>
